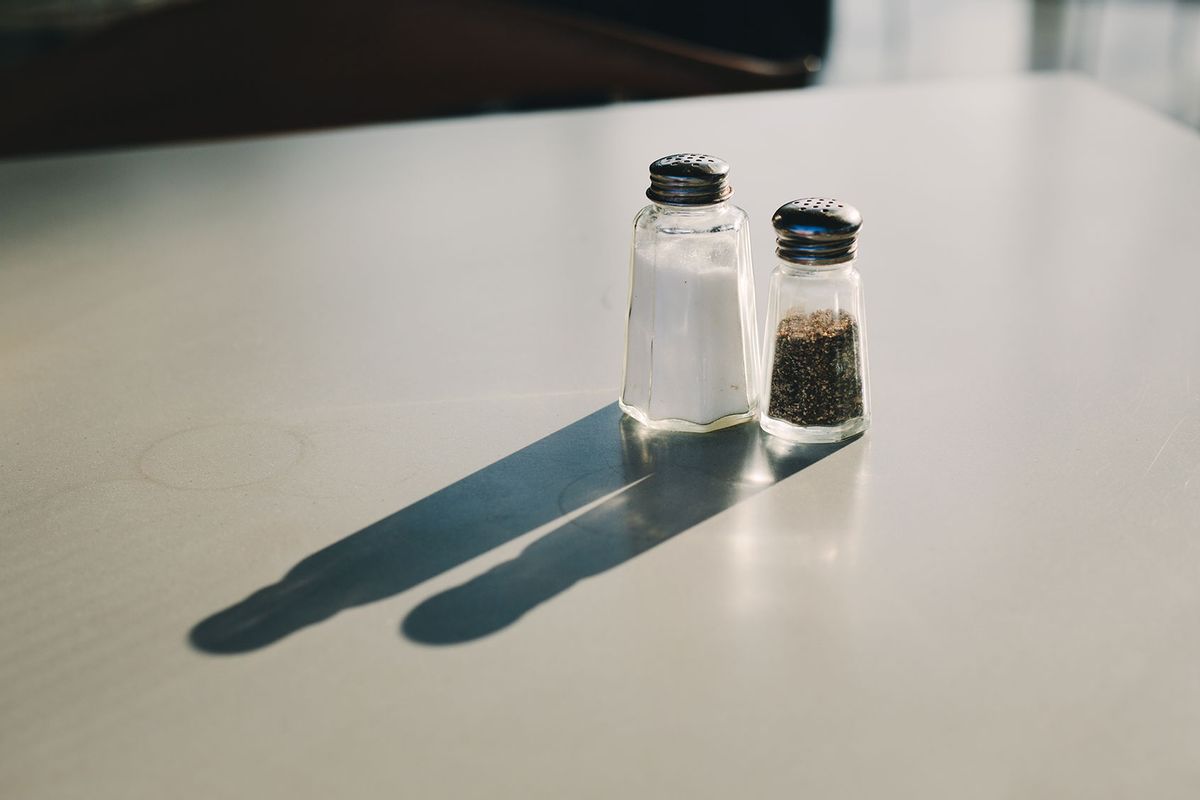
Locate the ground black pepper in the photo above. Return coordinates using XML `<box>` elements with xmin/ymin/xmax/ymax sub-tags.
<box><xmin>767</xmin><ymin>309</ymin><xmax>864</xmax><ymax>427</ymax></box>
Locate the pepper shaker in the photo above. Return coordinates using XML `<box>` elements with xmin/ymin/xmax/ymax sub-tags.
<box><xmin>760</xmin><ymin>198</ymin><xmax>871</xmax><ymax>443</ymax></box>
<box><xmin>619</xmin><ymin>154</ymin><xmax>759</xmax><ymax>432</ymax></box>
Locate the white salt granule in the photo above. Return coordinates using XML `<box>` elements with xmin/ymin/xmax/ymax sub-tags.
<box><xmin>639</xmin><ymin>235</ymin><xmax>750</xmax><ymax>424</ymax></box>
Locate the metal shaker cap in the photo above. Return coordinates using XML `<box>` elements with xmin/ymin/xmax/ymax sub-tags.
<box><xmin>773</xmin><ymin>198</ymin><xmax>862</xmax><ymax>265</ymax></box>
<box><xmin>646</xmin><ymin>154</ymin><xmax>733</xmax><ymax>206</ymax></box>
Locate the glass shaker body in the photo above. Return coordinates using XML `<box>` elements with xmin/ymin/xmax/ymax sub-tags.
<box><xmin>760</xmin><ymin>199</ymin><xmax>870</xmax><ymax>443</ymax></box>
<box><xmin>619</xmin><ymin>154</ymin><xmax>759</xmax><ymax>432</ymax></box>
<box><xmin>620</xmin><ymin>200</ymin><xmax>759</xmax><ymax>432</ymax></box>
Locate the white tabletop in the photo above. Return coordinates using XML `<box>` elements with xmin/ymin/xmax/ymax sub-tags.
<box><xmin>2</xmin><ymin>74</ymin><xmax>1199</xmax><ymax>798</ymax></box>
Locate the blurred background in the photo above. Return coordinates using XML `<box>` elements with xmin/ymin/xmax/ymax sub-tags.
<box><xmin>0</xmin><ymin>0</ymin><xmax>1197</xmax><ymax>158</ymax></box>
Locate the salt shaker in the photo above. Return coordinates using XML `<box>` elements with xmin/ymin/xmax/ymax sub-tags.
<box><xmin>760</xmin><ymin>198</ymin><xmax>871</xmax><ymax>443</ymax></box>
<box><xmin>619</xmin><ymin>154</ymin><xmax>759</xmax><ymax>432</ymax></box>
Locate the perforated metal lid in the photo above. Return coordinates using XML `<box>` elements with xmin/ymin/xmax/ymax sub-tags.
<box><xmin>646</xmin><ymin>154</ymin><xmax>733</xmax><ymax>206</ymax></box>
<box><xmin>772</xmin><ymin>198</ymin><xmax>863</xmax><ymax>265</ymax></box>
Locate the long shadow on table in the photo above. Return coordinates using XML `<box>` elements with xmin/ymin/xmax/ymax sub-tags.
<box><xmin>190</xmin><ymin>403</ymin><xmax>851</xmax><ymax>652</ymax></box>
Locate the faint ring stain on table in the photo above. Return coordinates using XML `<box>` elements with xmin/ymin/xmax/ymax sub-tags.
<box><xmin>139</xmin><ymin>423</ymin><xmax>305</xmax><ymax>490</ymax></box>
